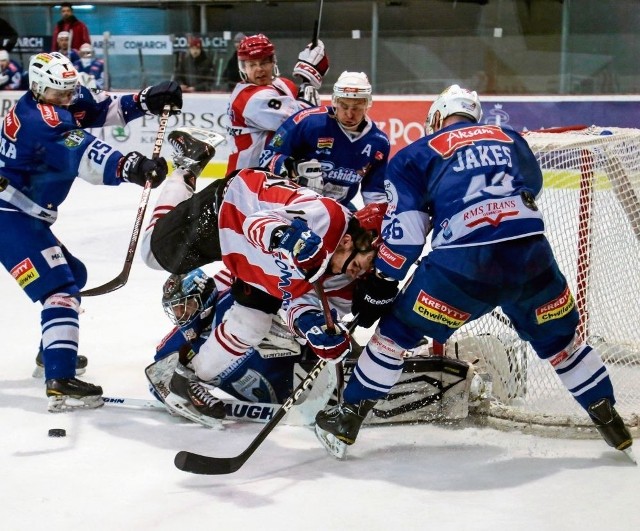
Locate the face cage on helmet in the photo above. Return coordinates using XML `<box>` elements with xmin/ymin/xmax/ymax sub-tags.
<box><xmin>162</xmin><ymin>293</ymin><xmax>203</xmax><ymax>326</ymax></box>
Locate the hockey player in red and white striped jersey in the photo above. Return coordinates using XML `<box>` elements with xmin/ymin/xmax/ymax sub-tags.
<box><xmin>225</xmin><ymin>33</ymin><xmax>329</xmax><ymax>176</ymax></box>
<box><xmin>140</xmin><ymin>127</ymin><xmax>385</xmax><ymax>424</ymax></box>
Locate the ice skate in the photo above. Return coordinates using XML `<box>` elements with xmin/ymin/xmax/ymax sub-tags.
<box><xmin>314</xmin><ymin>399</ymin><xmax>376</xmax><ymax>459</ymax></box>
<box><xmin>33</xmin><ymin>349</ymin><xmax>88</xmax><ymax>378</ymax></box>
<box><xmin>46</xmin><ymin>377</ymin><xmax>104</xmax><ymax>412</ymax></box>
<box><xmin>588</xmin><ymin>398</ymin><xmax>636</xmax><ymax>464</ymax></box>
<box><xmin>163</xmin><ymin>364</ymin><xmax>225</xmax><ymax>429</ymax></box>
<box><xmin>167</xmin><ymin>127</ymin><xmax>224</xmax><ymax>189</ymax></box>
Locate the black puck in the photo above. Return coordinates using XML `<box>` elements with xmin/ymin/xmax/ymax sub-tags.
<box><xmin>48</xmin><ymin>428</ymin><xmax>66</xmax><ymax>438</ymax></box>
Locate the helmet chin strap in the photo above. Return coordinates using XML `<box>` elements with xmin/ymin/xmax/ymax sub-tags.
<box><xmin>340</xmin><ymin>249</ymin><xmax>360</xmax><ymax>275</ymax></box>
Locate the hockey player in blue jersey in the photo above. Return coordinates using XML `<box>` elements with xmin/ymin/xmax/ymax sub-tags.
<box><xmin>314</xmin><ymin>84</ymin><xmax>633</xmax><ymax>459</ymax></box>
<box><xmin>261</xmin><ymin>71</ymin><xmax>389</xmax><ymax>209</ymax></box>
<box><xmin>0</xmin><ymin>51</ymin><xmax>181</xmax><ymax>412</ymax></box>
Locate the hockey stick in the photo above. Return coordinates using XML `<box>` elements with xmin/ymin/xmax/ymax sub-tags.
<box><xmin>174</xmin><ymin>358</ymin><xmax>329</xmax><ymax>474</ymax></box>
<box><xmin>311</xmin><ymin>0</ymin><xmax>324</xmax><ymax>47</ymax></box>
<box><xmin>312</xmin><ymin>280</ymin><xmax>344</xmax><ymax>402</ymax></box>
<box><xmin>74</xmin><ymin>105</ymin><xmax>170</xmax><ymax>297</ymax></box>
<box><xmin>174</xmin><ymin>315</ymin><xmax>358</xmax><ymax>475</ymax></box>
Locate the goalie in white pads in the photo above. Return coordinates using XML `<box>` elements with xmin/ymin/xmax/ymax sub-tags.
<box><xmin>314</xmin><ymin>85</ymin><xmax>634</xmax><ymax>461</ymax></box>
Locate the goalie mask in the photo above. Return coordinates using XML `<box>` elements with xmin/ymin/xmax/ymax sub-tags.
<box><xmin>237</xmin><ymin>34</ymin><xmax>280</xmax><ymax>81</ymax></box>
<box><xmin>425</xmin><ymin>84</ymin><xmax>483</xmax><ymax>135</ymax></box>
<box><xmin>29</xmin><ymin>52</ymin><xmax>80</xmax><ymax>104</ymax></box>
<box><xmin>162</xmin><ymin>268</ymin><xmax>214</xmax><ymax>326</ymax></box>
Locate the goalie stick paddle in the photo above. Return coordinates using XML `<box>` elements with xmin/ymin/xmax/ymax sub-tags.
<box><xmin>73</xmin><ymin>105</ymin><xmax>171</xmax><ymax>297</ymax></box>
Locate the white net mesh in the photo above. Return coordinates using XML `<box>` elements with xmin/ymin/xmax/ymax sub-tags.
<box><xmin>447</xmin><ymin>126</ymin><xmax>640</xmax><ymax>434</ymax></box>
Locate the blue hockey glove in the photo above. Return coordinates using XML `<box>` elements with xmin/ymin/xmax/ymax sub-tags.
<box><xmin>295</xmin><ymin>309</ymin><xmax>351</xmax><ymax>363</ymax></box>
<box><xmin>271</xmin><ymin>218</ymin><xmax>328</xmax><ymax>277</ymax></box>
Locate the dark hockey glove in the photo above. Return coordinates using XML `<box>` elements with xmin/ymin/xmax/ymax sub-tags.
<box><xmin>271</xmin><ymin>218</ymin><xmax>328</xmax><ymax>278</ymax></box>
<box><xmin>352</xmin><ymin>273</ymin><xmax>400</xmax><ymax>328</ymax></box>
<box><xmin>118</xmin><ymin>151</ymin><xmax>168</xmax><ymax>188</ymax></box>
<box><xmin>137</xmin><ymin>81</ymin><xmax>183</xmax><ymax>115</ymax></box>
<box><xmin>295</xmin><ymin>309</ymin><xmax>351</xmax><ymax>363</ymax></box>
<box><xmin>293</xmin><ymin>39</ymin><xmax>329</xmax><ymax>89</ymax></box>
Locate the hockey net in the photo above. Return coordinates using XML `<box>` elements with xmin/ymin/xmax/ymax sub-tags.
<box><xmin>445</xmin><ymin>126</ymin><xmax>640</xmax><ymax>437</ymax></box>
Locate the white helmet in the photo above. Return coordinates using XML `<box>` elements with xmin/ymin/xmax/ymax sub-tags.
<box><xmin>332</xmin><ymin>71</ymin><xmax>372</xmax><ymax>108</ymax></box>
<box><xmin>426</xmin><ymin>84</ymin><xmax>482</xmax><ymax>135</ymax></box>
<box><xmin>29</xmin><ymin>52</ymin><xmax>79</xmax><ymax>100</ymax></box>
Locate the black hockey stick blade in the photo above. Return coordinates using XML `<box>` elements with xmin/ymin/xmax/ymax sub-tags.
<box><xmin>71</xmin><ymin>106</ymin><xmax>170</xmax><ymax>298</ymax></box>
<box><xmin>174</xmin><ymin>359</ymin><xmax>329</xmax><ymax>475</ymax></box>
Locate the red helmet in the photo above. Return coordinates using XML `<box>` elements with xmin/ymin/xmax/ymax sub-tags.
<box><xmin>237</xmin><ymin>34</ymin><xmax>275</xmax><ymax>61</ymax></box>
<box><xmin>350</xmin><ymin>202</ymin><xmax>387</xmax><ymax>251</ymax></box>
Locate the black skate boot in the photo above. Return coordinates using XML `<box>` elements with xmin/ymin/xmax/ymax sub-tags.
<box><xmin>315</xmin><ymin>400</ymin><xmax>377</xmax><ymax>459</ymax></box>
<box><xmin>164</xmin><ymin>365</ymin><xmax>225</xmax><ymax>428</ymax></box>
<box><xmin>168</xmin><ymin>127</ymin><xmax>224</xmax><ymax>190</ymax></box>
<box><xmin>46</xmin><ymin>377</ymin><xmax>104</xmax><ymax>412</ymax></box>
<box><xmin>588</xmin><ymin>398</ymin><xmax>634</xmax><ymax>455</ymax></box>
<box><xmin>33</xmin><ymin>349</ymin><xmax>88</xmax><ymax>378</ymax></box>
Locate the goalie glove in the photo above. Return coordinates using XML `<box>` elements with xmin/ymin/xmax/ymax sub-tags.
<box><xmin>283</xmin><ymin>157</ymin><xmax>324</xmax><ymax>195</ymax></box>
<box><xmin>295</xmin><ymin>309</ymin><xmax>351</xmax><ymax>363</ymax></box>
<box><xmin>352</xmin><ymin>273</ymin><xmax>400</xmax><ymax>328</ymax></box>
<box><xmin>137</xmin><ymin>80</ymin><xmax>183</xmax><ymax>115</ymax></box>
<box><xmin>270</xmin><ymin>218</ymin><xmax>328</xmax><ymax>280</ymax></box>
<box><xmin>118</xmin><ymin>151</ymin><xmax>168</xmax><ymax>188</ymax></box>
<box><xmin>293</xmin><ymin>39</ymin><xmax>329</xmax><ymax>89</ymax></box>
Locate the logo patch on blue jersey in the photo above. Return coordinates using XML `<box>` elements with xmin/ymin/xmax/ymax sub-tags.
<box><xmin>63</xmin><ymin>129</ymin><xmax>85</xmax><ymax>148</ymax></box>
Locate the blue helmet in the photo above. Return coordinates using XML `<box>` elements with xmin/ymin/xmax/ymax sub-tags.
<box><xmin>161</xmin><ymin>268</ymin><xmax>213</xmax><ymax>326</ymax></box>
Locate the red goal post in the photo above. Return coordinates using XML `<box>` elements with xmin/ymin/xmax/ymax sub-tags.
<box><xmin>442</xmin><ymin>125</ymin><xmax>640</xmax><ymax>437</ymax></box>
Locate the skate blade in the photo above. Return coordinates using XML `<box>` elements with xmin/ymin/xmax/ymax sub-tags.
<box><xmin>314</xmin><ymin>423</ymin><xmax>348</xmax><ymax>460</ymax></box>
<box><xmin>164</xmin><ymin>393</ymin><xmax>224</xmax><ymax>430</ymax></box>
<box><xmin>622</xmin><ymin>447</ymin><xmax>637</xmax><ymax>465</ymax></box>
<box><xmin>48</xmin><ymin>395</ymin><xmax>104</xmax><ymax>412</ymax></box>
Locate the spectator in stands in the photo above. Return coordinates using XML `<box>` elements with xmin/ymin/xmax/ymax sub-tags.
<box><xmin>0</xmin><ymin>49</ymin><xmax>25</xmax><ymax>90</ymax></box>
<box><xmin>174</xmin><ymin>37</ymin><xmax>214</xmax><ymax>93</ymax></box>
<box><xmin>221</xmin><ymin>32</ymin><xmax>245</xmax><ymax>91</ymax></box>
<box><xmin>0</xmin><ymin>17</ymin><xmax>18</xmax><ymax>52</ymax></box>
<box><xmin>73</xmin><ymin>43</ymin><xmax>105</xmax><ymax>90</ymax></box>
<box><xmin>54</xmin><ymin>31</ymin><xmax>80</xmax><ymax>63</ymax></box>
<box><xmin>52</xmin><ymin>3</ymin><xmax>91</xmax><ymax>52</ymax></box>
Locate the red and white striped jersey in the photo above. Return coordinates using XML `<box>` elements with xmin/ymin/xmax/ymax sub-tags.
<box><xmin>225</xmin><ymin>77</ymin><xmax>311</xmax><ymax>176</ymax></box>
<box><xmin>218</xmin><ymin>168</ymin><xmax>351</xmax><ymax>304</ymax></box>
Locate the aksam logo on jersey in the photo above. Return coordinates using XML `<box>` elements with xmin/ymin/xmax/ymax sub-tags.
<box><xmin>10</xmin><ymin>258</ymin><xmax>40</xmax><ymax>288</ymax></box>
<box><xmin>37</xmin><ymin>104</ymin><xmax>61</xmax><ymax>127</ymax></box>
<box><xmin>378</xmin><ymin>243</ymin><xmax>406</xmax><ymax>270</ymax></box>
<box><xmin>3</xmin><ymin>107</ymin><xmax>21</xmax><ymax>142</ymax></box>
<box><xmin>428</xmin><ymin>125</ymin><xmax>513</xmax><ymax>159</ymax></box>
